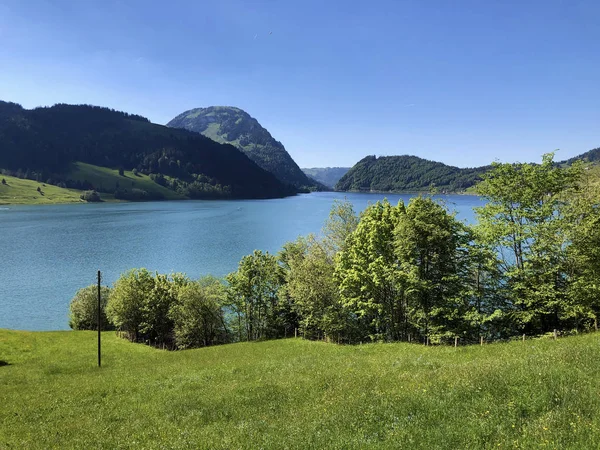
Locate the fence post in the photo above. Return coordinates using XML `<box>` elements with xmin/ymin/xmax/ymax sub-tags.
<box><xmin>522</xmin><ymin>333</ymin><xmax>526</xmax><ymax>343</ymax></box>
<box><xmin>426</xmin><ymin>336</ymin><xmax>430</xmax><ymax>346</ymax></box>
<box><xmin>480</xmin><ymin>336</ymin><xmax>484</xmax><ymax>346</ymax></box>
<box><xmin>97</xmin><ymin>270</ymin><xmax>101</xmax><ymax>368</ymax></box>
<box><xmin>553</xmin><ymin>329</ymin><xmax>558</xmax><ymax>340</ymax></box>
<box><xmin>455</xmin><ymin>336</ymin><xmax>458</xmax><ymax>348</ymax></box>
<box><xmin>294</xmin><ymin>328</ymin><xmax>297</xmax><ymax>338</ymax></box>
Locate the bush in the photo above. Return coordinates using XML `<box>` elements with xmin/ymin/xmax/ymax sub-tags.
<box><xmin>1</xmin><ymin>178</ymin><xmax>6</xmax><ymax>185</ymax></box>
<box><xmin>106</xmin><ymin>269</ymin><xmax>154</xmax><ymax>341</ymax></box>
<box><xmin>69</xmin><ymin>285</ymin><xmax>113</xmax><ymax>330</ymax></box>
<box><xmin>80</xmin><ymin>190</ymin><xmax>101</xmax><ymax>202</ymax></box>
<box><xmin>118</xmin><ymin>167</ymin><xmax>125</xmax><ymax>176</ymax></box>
<box><xmin>170</xmin><ymin>276</ymin><xmax>229</xmax><ymax>349</ymax></box>
<box><xmin>132</xmin><ymin>168</ymin><xmax>139</xmax><ymax>176</ymax></box>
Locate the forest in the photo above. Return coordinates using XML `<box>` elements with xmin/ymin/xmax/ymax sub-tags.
<box><xmin>335</xmin><ymin>155</ymin><xmax>489</xmax><ymax>192</ymax></box>
<box><xmin>0</xmin><ymin>101</ymin><xmax>295</xmax><ymax>200</ymax></box>
<box><xmin>70</xmin><ymin>153</ymin><xmax>600</xmax><ymax>349</ymax></box>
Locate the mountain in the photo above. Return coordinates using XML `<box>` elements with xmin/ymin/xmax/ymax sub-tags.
<box><xmin>562</xmin><ymin>147</ymin><xmax>600</xmax><ymax>165</ymax></box>
<box><xmin>0</xmin><ymin>101</ymin><xmax>295</xmax><ymax>200</ymax></box>
<box><xmin>335</xmin><ymin>155</ymin><xmax>489</xmax><ymax>193</ymax></box>
<box><xmin>167</xmin><ymin>106</ymin><xmax>323</xmax><ymax>191</ymax></box>
<box><xmin>302</xmin><ymin>167</ymin><xmax>350</xmax><ymax>188</ymax></box>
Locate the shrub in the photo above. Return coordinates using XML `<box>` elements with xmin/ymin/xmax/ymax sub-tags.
<box><xmin>1</xmin><ymin>178</ymin><xmax>6</xmax><ymax>185</ymax></box>
<box><xmin>132</xmin><ymin>168</ymin><xmax>139</xmax><ymax>176</ymax></box>
<box><xmin>69</xmin><ymin>285</ymin><xmax>113</xmax><ymax>330</ymax></box>
<box><xmin>106</xmin><ymin>269</ymin><xmax>154</xmax><ymax>341</ymax></box>
<box><xmin>118</xmin><ymin>167</ymin><xmax>125</xmax><ymax>176</ymax></box>
<box><xmin>170</xmin><ymin>276</ymin><xmax>229</xmax><ymax>349</ymax></box>
<box><xmin>80</xmin><ymin>190</ymin><xmax>101</xmax><ymax>202</ymax></box>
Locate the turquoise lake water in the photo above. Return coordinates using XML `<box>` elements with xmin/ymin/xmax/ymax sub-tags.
<box><xmin>0</xmin><ymin>192</ymin><xmax>484</xmax><ymax>330</ymax></box>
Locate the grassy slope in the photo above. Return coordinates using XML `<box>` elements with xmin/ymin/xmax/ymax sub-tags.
<box><xmin>0</xmin><ymin>174</ymin><xmax>85</xmax><ymax>205</ymax></box>
<box><xmin>1</xmin><ymin>331</ymin><xmax>599</xmax><ymax>449</ymax></box>
<box><xmin>68</xmin><ymin>162</ymin><xmax>185</xmax><ymax>200</ymax></box>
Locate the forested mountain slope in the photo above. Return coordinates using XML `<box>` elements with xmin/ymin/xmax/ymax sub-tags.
<box><xmin>0</xmin><ymin>101</ymin><xmax>294</xmax><ymax>200</ymax></box>
<box><xmin>167</xmin><ymin>106</ymin><xmax>324</xmax><ymax>191</ymax></box>
<box><xmin>335</xmin><ymin>155</ymin><xmax>488</xmax><ymax>192</ymax></box>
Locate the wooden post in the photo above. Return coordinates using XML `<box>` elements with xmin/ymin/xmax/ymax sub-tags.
<box><xmin>426</xmin><ymin>336</ymin><xmax>430</xmax><ymax>346</ymax></box>
<box><xmin>553</xmin><ymin>329</ymin><xmax>557</xmax><ymax>340</ymax></box>
<box><xmin>97</xmin><ymin>270</ymin><xmax>101</xmax><ymax>368</ymax></box>
<box><xmin>294</xmin><ymin>328</ymin><xmax>297</xmax><ymax>338</ymax></box>
<box><xmin>408</xmin><ymin>333</ymin><xmax>411</xmax><ymax>343</ymax></box>
<box><xmin>454</xmin><ymin>336</ymin><xmax>458</xmax><ymax>348</ymax></box>
<box><xmin>480</xmin><ymin>336</ymin><xmax>484</xmax><ymax>346</ymax></box>
<box><xmin>522</xmin><ymin>333</ymin><xmax>526</xmax><ymax>343</ymax></box>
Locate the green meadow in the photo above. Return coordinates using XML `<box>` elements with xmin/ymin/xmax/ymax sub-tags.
<box><xmin>0</xmin><ymin>174</ymin><xmax>85</xmax><ymax>205</ymax></box>
<box><xmin>68</xmin><ymin>162</ymin><xmax>185</xmax><ymax>201</ymax></box>
<box><xmin>1</xmin><ymin>330</ymin><xmax>599</xmax><ymax>449</ymax></box>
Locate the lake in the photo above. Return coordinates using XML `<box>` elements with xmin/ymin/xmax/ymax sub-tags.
<box><xmin>0</xmin><ymin>192</ymin><xmax>485</xmax><ymax>330</ymax></box>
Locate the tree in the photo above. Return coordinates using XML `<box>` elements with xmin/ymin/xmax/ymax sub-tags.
<box><xmin>106</xmin><ymin>269</ymin><xmax>155</xmax><ymax>341</ymax></box>
<box><xmin>69</xmin><ymin>285</ymin><xmax>113</xmax><ymax>331</ymax></box>
<box><xmin>280</xmin><ymin>236</ymin><xmax>349</xmax><ymax>342</ymax></box>
<box><xmin>169</xmin><ymin>276</ymin><xmax>229</xmax><ymax>349</ymax></box>
<box><xmin>474</xmin><ymin>153</ymin><xmax>582</xmax><ymax>334</ymax></box>
<box><xmin>80</xmin><ymin>190</ymin><xmax>101</xmax><ymax>202</ymax></box>
<box><xmin>564</xmin><ymin>168</ymin><xmax>600</xmax><ymax>330</ymax></box>
<box><xmin>335</xmin><ymin>199</ymin><xmax>406</xmax><ymax>341</ymax></box>
<box><xmin>226</xmin><ymin>250</ymin><xmax>284</xmax><ymax>341</ymax></box>
<box><xmin>321</xmin><ymin>198</ymin><xmax>359</xmax><ymax>255</ymax></box>
<box><xmin>394</xmin><ymin>196</ymin><xmax>473</xmax><ymax>342</ymax></box>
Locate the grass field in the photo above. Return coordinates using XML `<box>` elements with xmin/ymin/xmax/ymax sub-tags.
<box><xmin>0</xmin><ymin>174</ymin><xmax>85</xmax><ymax>205</ymax></box>
<box><xmin>1</xmin><ymin>331</ymin><xmax>599</xmax><ymax>449</ymax></box>
<box><xmin>68</xmin><ymin>162</ymin><xmax>185</xmax><ymax>201</ymax></box>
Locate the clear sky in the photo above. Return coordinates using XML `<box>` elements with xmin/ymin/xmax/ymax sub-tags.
<box><xmin>1</xmin><ymin>0</ymin><xmax>598</xmax><ymax>168</ymax></box>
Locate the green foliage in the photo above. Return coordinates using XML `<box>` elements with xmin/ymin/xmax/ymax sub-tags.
<box><xmin>79</xmin><ymin>190</ymin><xmax>101</xmax><ymax>202</ymax></box>
<box><xmin>321</xmin><ymin>198</ymin><xmax>359</xmax><ymax>255</ymax></box>
<box><xmin>335</xmin><ymin>199</ymin><xmax>407</xmax><ymax>341</ymax></box>
<box><xmin>106</xmin><ymin>269</ymin><xmax>155</xmax><ymax>341</ymax></box>
<box><xmin>279</xmin><ymin>236</ymin><xmax>349</xmax><ymax>341</ymax></box>
<box><xmin>0</xmin><ymin>101</ymin><xmax>294</xmax><ymax>200</ymax></box>
<box><xmin>225</xmin><ymin>250</ymin><xmax>288</xmax><ymax>341</ymax></box>
<box><xmin>394</xmin><ymin>197</ymin><xmax>473</xmax><ymax>341</ymax></box>
<box><xmin>169</xmin><ymin>276</ymin><xmax>229</xmax><ymax>349</ymax></box>
<box><xmin>168</xmin><ymin>106</ymin><xmax>324</xmax><ymax>190</ymax></box>
<box><xmin>475</xmin><ymin>153</ymin><xmax>583</xmax><ymax>333</ymax></box>
<box><xmin>336</xmin><ymin>155</ymin><xmax>488</xmax><ymax>192</ymax></box>
<box><xmin>68</xmin><ymin>285</ymin><xmax>113</xmax><ymax>331</ymax></box>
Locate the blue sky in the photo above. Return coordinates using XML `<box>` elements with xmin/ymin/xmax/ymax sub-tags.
<box><xmin>1</xmin><ymin>0</ymin><xmax>598</xmax><ymax>168</ymax></box>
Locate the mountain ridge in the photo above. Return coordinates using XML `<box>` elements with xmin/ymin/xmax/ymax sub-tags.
<box><xmin>167</xmin><ymin>106</ymin><xmax>324</xmax><ymax>191</ymax></box>
<box><xmin>0</xmin><ymin>101</ymin><xmax>294</xmax><ymax>200</ymax></box>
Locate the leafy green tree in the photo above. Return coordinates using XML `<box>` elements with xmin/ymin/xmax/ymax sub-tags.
<box><xmin>106</xmin><ymin>268</ymin><xmax>155</xmax><ymax>341</ymax></box>
<box><xmin>141</xmin><ymin>273</ymin><xmax>189</xmax><ymax>346</ymax></box>
<box><xmin>68</xmin><ymin>285</ymin><xmax>113</xmax><ymax>331</ymax></box>
<box><xmin>321</xmin><ymin>198</ymin><xmax>359</xmax><ymax>255</ymax></box>
<box><xmin>169</xmin><ymin>276</ymin><xmax>229</xmax><ymax>349</ymax></box>
<box><xmin>280</xmin><ymin>235</ymin><xmax>350</xmax><ymax>342</ymax></box>
<box><xmin>335</xmin><ymin>199</ymin><xmax>406</xmax><ymax>341</ymax></box>
<box><xmin>565</xmin><ymin>170</ymin><xmax>600</xmax><ymax>330</ymax></box>
<box><xmin>394</xmin><ymin>196</ymin><xmax>473</xmax><ymax>342</ymax></box>
<box><xmin>475</xmin><ymin>153</ymin><xmax>582</xmax><ymax>333</ymax></box>
<box><xmin>226</xmin><ymin>250</ymin><xmax>285</xmax><ymax>341</ymax></box>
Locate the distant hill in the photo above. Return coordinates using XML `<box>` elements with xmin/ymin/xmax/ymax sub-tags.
<box><xmin>0</xmin><ymin>101</ymin><xmax>295</xmax><ymax>201</ymax></box>
<box><xmin>302</xmin><ymin>167</ymin><xmax>350</xmax><ymax>188</ymax></box>
<box><xmin>561</xmin><ymin>147</ymin><xmax>600</xmax><ymax>165</ymax></box>
<box><xmin>167</xmin><ymin>106</ymin><xmax>323</xmax><ymax>191</ymax></box>
<box><xmin>335</xmin><ymin>155</ymin><xmax>489</xmax><ymax>193</ymax></box>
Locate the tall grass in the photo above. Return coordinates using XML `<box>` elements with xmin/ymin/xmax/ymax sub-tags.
<box><xmin>1</xmin><ymin>330</ymin><xmax>599</xmax><ymax>449</ymax></box>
